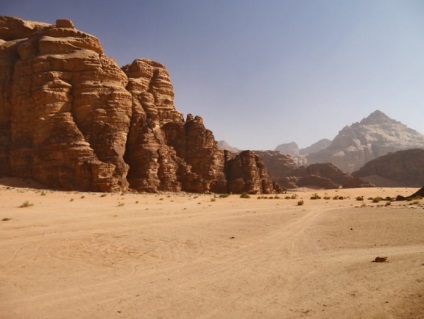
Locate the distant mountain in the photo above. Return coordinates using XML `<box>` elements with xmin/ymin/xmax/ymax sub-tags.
<box><xmin>306</xmin><ymin>110</ymin><xmax>424</xmax><ymax>172</ymax></box>
<box><xmin>275</xmin><ymin>142</ymin><xmax>300</xmax><ymax>157</ymax></box>
<box><xmin>254</xmin><ymin>151</ymin><xmax>371</xmax><ymax>189</ymax></box>
<box><xmin>353</xmin><ymin>149</ymin><xmax>424</xmax><ymax>187</ymax></box>
<box><xmin>299</xmin><ymin>139</ymin><xmax>332</xmax><ymax>155</ymax></box>
<box><xmin>217</xmin><ymin>140</ymin><xmax>240</xmax><ymax>153</ymax></box>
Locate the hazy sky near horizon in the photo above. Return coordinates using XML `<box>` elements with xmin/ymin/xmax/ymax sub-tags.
<box><xmin>2</xmin><ymin>0</ymin><xmax>424</xmax><ymax>149</ymax></box>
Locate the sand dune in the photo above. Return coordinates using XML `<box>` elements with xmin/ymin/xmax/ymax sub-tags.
<box><xmin>1</xmin><ymin>184</ymin><xmax>423</xmax><ymax>318</ymax></box>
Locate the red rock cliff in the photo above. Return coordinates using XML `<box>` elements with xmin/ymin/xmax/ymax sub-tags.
<box><xmin>0</xmin><ymin>16</ymin><xmax>275</xmax><ymax>193</ymax></box>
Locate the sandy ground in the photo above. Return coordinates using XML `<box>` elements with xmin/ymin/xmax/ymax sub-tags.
<box><xmin>0</xmin><ymin>180</ymin><xmax>423</xmax><ymax>319</ymax></box>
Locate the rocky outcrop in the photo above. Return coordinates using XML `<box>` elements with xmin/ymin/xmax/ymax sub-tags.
<box><xmin>255</xmin><ymin>151</ymin><xmax>371</xmax><ymax>189</ymax></box>
<box><xmin>396</xmin><ymin>186</ymin><xmax>424</xmax><ymax>201</ymax></box>
<box><xmin>225</xmin><ymin>150</ymin><xmax>275</xmax><ymax>194</ymax></box>
<box><xmin>291</xmin><ymin>163</ymin><xmax>372</xmax><ymax>189</ymax></box>
<box><xmin>254</xmin><ymin>151</ymin><xmax>298</xmax><ymax>188</ymax></box>
<box><xmin>353</xmin><ymin>149</ymin><xmax>424</xmax><ymax>187</ymax></box>
<box><xmin>410</xmin><ymin>187</ymin><xmax>424</xmax><ymax>198</ymax></box>
<box><xmin>0</xmin><ymin>16</ymin><xmax>275</xmax><ymax>194</ymax></box>
<box><xmin>307</xmin><ymin>110</ymin><xmax>424</xmax><ymax>172</ymax></box>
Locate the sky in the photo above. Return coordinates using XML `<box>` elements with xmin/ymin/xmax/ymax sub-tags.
<box><xmin>2</xmin><ymin>0</ymin><xmax>424</xmax><ymax>150</ymax></box>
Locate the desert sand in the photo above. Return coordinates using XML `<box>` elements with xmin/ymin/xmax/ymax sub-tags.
<box><xmin>1</xmin><ymin>180</ymin><xmax>423</xmax><ymax>319</ymax></box>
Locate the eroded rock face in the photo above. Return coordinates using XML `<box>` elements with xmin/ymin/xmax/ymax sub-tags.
<box><xmin>1</xmin><ymin>17</ymin><xmax>132</xmax><ymax>191</ymax></box>
<box><xmin>225</xmin><ymin>151</ymin><xmax>274</xmax><ymax>194</ymax></box>
<box><xmin>0</xmin><ymin>17</ymin><xmax>275</xmax><ymax>193</ymax></box>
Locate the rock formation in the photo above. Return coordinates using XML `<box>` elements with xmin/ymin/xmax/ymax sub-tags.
<box><xmin>253</xmin><ymin>151</ymin><xmax>298</xmax><ymax>188</ymax></box>
<box><xmin>0</xmin><ymin>16</ymin><xmax>275</xmax><ymax>194</ymax></box>
<box><xmin>225</xmin><ymin>150</ymin><xmax>275</xmax><ymax>194</ymax></box>
<box><xmin>275</xmin><ymin>142</ymin><xmax>300</xmax><ymax>157</ymax></box>
<box><xmin>274</xmin><ymin>142</ymin><xmax>307</xmax><ymax>166</ymax></box>
<box><xmin>299</xmin><ymin>139</ymin><xmax>331</xmax><ymax>155</ymax></box>
<box><xmin>217</xmin><ymin>140</ymin><xmax>240</xmax><ymax>153</ymax></box>
<box><xmin>353</xmin><ymin>149</ymin><xmax>424</xmax><ymax>187</ymax></box>
<box><xmin>396</xmin><ymin>186</ymin><xmax>424</xmax><ymax>201</ymax></box>
<box><xmin>254</xmin><ymin>151</ymin><xmax>370</xmax><ymax>189</ymax></box>
<box><xmin>306</xmin><ymin>110</ymin><xmax>424</xmax><ymax>172</ymax></box>
<box><xmin>290</xmin><ymin>163</ymin><xmax>372</xmax><ymax>189</ymax></box>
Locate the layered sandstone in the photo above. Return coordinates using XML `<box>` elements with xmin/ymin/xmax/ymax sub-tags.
<box><xmin>0</xmin><ymin>16</ymin><xmax>275</xmax><ymax>193</ymax></box>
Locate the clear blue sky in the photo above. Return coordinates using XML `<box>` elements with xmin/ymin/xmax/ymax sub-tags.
<box><xmin>2</xmin><ymin>0</ymin><xmax>424</xmax><ymax>149</ymax></box>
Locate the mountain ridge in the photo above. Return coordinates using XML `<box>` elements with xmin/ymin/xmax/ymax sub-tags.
<box><xmin>306</xmin><ymin>110</ymin><xmax>424</xmax><ymax>172</ymax></box>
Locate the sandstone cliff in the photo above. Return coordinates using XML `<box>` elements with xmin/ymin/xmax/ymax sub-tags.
<box><xmin>0</xmin><ymin>16</ymin><xmax>275</xmax><ymax>194</ymax></box>
<box><xmin>306</xmin><ymin>110</ymin><xmax>424</xmax><ymax>172</ymax></box>
<box><xmin>353</xmin><ymin>149</ymin><xmax>424</xmax><ymax>187</ymax></box>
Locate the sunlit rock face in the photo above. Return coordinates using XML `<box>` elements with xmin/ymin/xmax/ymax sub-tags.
<box><xmin>0</xmin><ymin>16</ymin><xmax>275</xmax><ymax>193</ymax></box>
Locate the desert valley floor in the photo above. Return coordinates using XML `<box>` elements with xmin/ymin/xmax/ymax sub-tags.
<box><xmin>0</xmin><ymin>180</ymin><xmax>423</xmax><ymax>319</ymax></box>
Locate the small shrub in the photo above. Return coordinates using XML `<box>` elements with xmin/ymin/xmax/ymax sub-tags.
<box><xmin>372</xmin><ymin>197</ymin><xmax>384</xmax><ymax>203</ymax></box>
<box><xmin>219</xmin><ymin>194</ymin><xmax>230</xmax><ymax>198</ymax></box>
<box><xmin>19</xmin><ymin>201</ymin><xmax>33</xmax><ymax>208</ymax></box>
<box><xmin>211</xmin><ymin>198</ymin><xmax>216</xmax><ymax>202</ymax></box>
<box><xmin>40</xmin><ymin>191</ymin><xmax>47</xmax><ymax>196</ymax></box>
<box><xmin>100</xmin><ymin>194</ymin><xmax>107</xmax><ymax>197</ymax></box>
<box><xmin>2</xmin><ymin>217</ymin><xmax>11</xmax><ymax>221</ymax></box>
<box><xmin>385</xmin><ymin>201</ymin><xmax>391</xmax><ymax>206</ymax></box>
<box><xmin>356</xmin><ymin>196</ymin><xmax>364</xmax><ymax>201</ymax></box>
<box><xmin>297</xmin><ymin>200</ymin><xmax>304</xmax><ymax>206</ymax></box>
<box><xmin>285</xmin><ymin>194</ymin><xmax>298</xmax><ymax>200</ymax></box>
<box><xmin>310</xmin><ymin>193</ymin><xmax>321</xmax><ymax>200</ymax></box>
<box><xmin>240</xmin><ymin>192</ymin><xmax>250</xmax><ymax>199</ymax></box>
<box><xmin>118</xmin><ymin>202</ymin><xmax>125</xmax><ymax>207</ymax></box>
<box><xmin>323</xmin><ymin>196</ymin><xmax>331</xmax><ymax>200</ymax></box>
